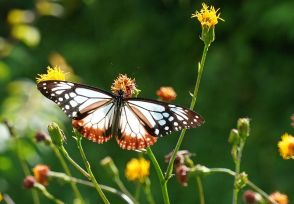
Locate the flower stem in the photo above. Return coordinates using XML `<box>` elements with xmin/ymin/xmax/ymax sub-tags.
<box><xmin>232</xmin><ymin>142</ymin><xmax>245</xmax><ymax>204</ymax></box>
<box><xmin>113</xmin><ymin>176</ymin><xmax>138</xmax><ymax>204</ymax></box>
<box><xmin>59</xmin><ymin>145</ymin><xmax>90</xmax><ymax>179</ymax></box>
<box><xmin>2</xmin><ymin>120</ymin><xmax>40</xmax><ymax>204</ymax></box>
<box><xmin>207</xmin><ymin>168</ymin><xmax>278</xmax><ymax>204</ymax></box>
<box><xmin>134</xmin><ymin>182</ymin><xmax>141</xmax><ymax>201</ymax></box>
<box><xmin>48</xmin><ymin>171</ymin><xmax>135</xmax><ymax>204</ymax></box>
<box><xmin>143</xmin><ymin>178</ymin><xmax>156</xmax><ymax>204</ymax></box>
<box><xmin>195</xmin><ymin>176</ymin><xmax>205</xmax><ymax>204</ymax></box>
<box><xmin>50</xmin><ymin>143</ymin><xmax>85</xmax><ymax>204</ymax></box>
<box><xmin>75</xmin><ymin>132</ymin><xmax>110</xmax><ymax>204</ymax></box>
<box><xmin>146</xmin><ymin>147</ymin><xmax>170</xmax><ymax>204</ymax></box>
<box><xmin>165</xmin><ymin>43</ymin><xmax>209</xmax><ymax>181</ymax></box>
<box><xmin>34</xmin><ymin>183</ymin><xmax>64</xmax><ymax>204</ymax></box>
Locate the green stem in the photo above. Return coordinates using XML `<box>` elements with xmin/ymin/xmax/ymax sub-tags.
<box><xmin>2</xmin><ymin>121</ymin><xmax>40</xmax><ymax>204</ymax></box>
<box><xmin>143</xmin><ymin>178</ymin><xmax>156</xmax><ymax>204</ymax></box>
<box><xmin>75</xmin><ymin>134</ymin><xmax>110</xmax><ymax>204</ymax></box>
<box><xmin>165</xmin><ymin>43</ymin><xmax>210</xmax><ymax>180</ymax></box>
<box><xmin>50</xmin><ymin>144</ymin><xmax>85</xmax><ymax>204</ymax></box>
<box><xmin>232</xmin><ymin>142</ymin><xmax>245</xmax><ymax>204</ymax></box>
<box><xmin>134</xmin><ymin>182</ymin><xmax>141</xmax><ymax>201</ymax></box>
<box><xmin>208</xmin><ymin>168</ymin><xmax>278</xmax><ymax>204</ymax></box>
<box><xmin>59</xmin><ymin>145</ymin><xmax>90</xmax><ymax>179</ymax></box>
<box><xmin>146</xmin><ymin>147</ymin><xmax>169</xmax><ymax>204</ymax></box>
<box><xmin>48</xmin><ymin>171</ymin><xmax>135</xmax><ymax>204</ymax></box>
<box><xmin>196</xmin><ymin>176</ymin><xmax>205</xmax><ymax>204</ymax></box>
<box><xmin>114</xmin><ymin>176</ymin><xmax>138</xmax><ymax>204</ymax></box>
<box><xmin>34</xmin><ymin>183</ymin><xmax>64</xmax><ymax>204</ymax></box>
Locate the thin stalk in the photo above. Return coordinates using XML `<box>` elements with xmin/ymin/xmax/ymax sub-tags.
<box><xmin>134</xmin><ymin>182</ymin><xmax>141</xmax><ymax>201</ymax></box>
<box><xmin>232</xmin><ymin>142</ymin><xmax>245</xmax><ymax>204</ymax></box>
<box><xmin>48</xmin><ymin>171</ymin><xmax>134</xmax><ymax>204</ymax></box>
<box><xmin>76</xmin><ymin>135</ymin><xmax>110</xmax><ymax>204</ymax></box>
<box><xmin>208</xmin><ymin>168</ymin><xmax>278</xmax><ymax>204</ymax></box>
<box><xmin>2</xmin><ymin>121</ymin><xmax>40</xmax><ymax>204</ymax></box>
<box><xmin>113</xmin><ymin>176</ymin><xmax>138</xmax><ymax>204</ymax></box>
<box><xmin>34</xmin><ymin>183</ymin><xmax>64</xmax><ymax>204</ymax></box>
<box><xmin>143</xmin><ymin>178</ymin><xmax>156</xmax><ymax>204</ymax></box>
<box><xmin>195</xmin><ymin>176</ymin><xmax>205</xmax><ymax>204</ymax></box>
<box><xmin>146</xmin><ymin>147</ymin><xmax>169</xmax><ymax>204</ymax></box>
<box><xmin>165</xmin><ymin>43</ymin><xmax>210</xmax><ymax>180</ymax></box>
<box><xmin>50</xmin><ymin>144</ymin><xmax>84</xmax><ymax>203</ymax></box>
<box><xmin>59</xmin><ymin>145</ymin><xmax>90</xmax><ymax>179</ymax></box>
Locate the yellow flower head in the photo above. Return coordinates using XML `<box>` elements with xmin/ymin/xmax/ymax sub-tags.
<box><xmin>191</xmin><ymin>3</ymin><xmax>224</xmax><ymax>28</ymax></box>
<box><xmin>111</xmin><ymin>74</ymin><xmax>137</xmax><ymax>98</ymax></box>
<box><xmin>33</xmin><ymin>164</ymin><xmax>50</xmax><ymax>186</ymax></box>
<box><xmin>125</xmin><ymin>157</ymin><xmax>150</xmax><ymax>183</ymax></box>
<box><xmin>36</xmin><ymin>66</ymin><xmax>66</xmax><ymax>83</ymax></box>
<box><xmin>269</xmin><ymin>191</ymin><xmax>288</xmax><ymax>204</ymax></box>
<box><xmin>278</xmin><ymin>133</ymin><xmax>294</xmax><ymax>160</ymax></box>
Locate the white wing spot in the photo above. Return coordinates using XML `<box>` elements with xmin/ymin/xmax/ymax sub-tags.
<box><xmin>58</xmin><ymin>97</ymin><xmax>63</xmax><ymax>102</ymax></box>
<box><xmin>42</xmin><ymin>83</ymin><xmax>46</xmax><ymax>85</ymax></box>
<box><xmin>56</xmin><ymin>90</ymin><xmax>65</xmax><ymax>95</ymax></box>
<box><xmin>194</xmin><ymin>119</ymin><xmax>197</xmax><ymax>122</ymax></box>
<box><xmin>168</xmin><ymin>104</ymin><xmax>176</xmax><ymax>108</ymax></box>
<box><xmin>155</xmin><ymin>129</ymin><xmax>159</xmax><ymax>135</ymax></box>
<box><xmin>196</xmin><ymin>116</ymin><xmax>199</xmax><ymax>119</ymax></box>
<box><xmin>65</xmin><ymin>94</ymin><xmax>69</xmax><ymax>99</ymax></box>
<box><xmin>174</xmin><ymin>122</ymin><xmax>178</xmax><ymax>126</ymax></box>
<box><xmin>70</xmin><ymin>92</ymin><xmax>76</xmax><ymax>97</ymax></box>
<box><xmin>163</xmin><ymin>112</ymin><xmax>169</xmax><ymax>117</ymax></box>
<box><xmin>65</xmin><ymin>105</ymin><xmax>70</xmax><ymax>110</ymax></box>
<box><xmin>164</xmin><ymin>126</ymin><xmax>169</xmax><ymax>130</ymax></box>
<box><xmin>159</xmin><ymin>120</ymin><xmax>166</xmax><ymax>126</ymax></box>
<box><xmin>70</xmin><ymin>100</ymin><xmax>78</xmax><ymax>107</ymax></box>
<box><xmin>183</xmin><ymin>121</ymin><xmax>187</xmax><ymax>125</ymax></box>
<box><xmin>43</xmin><ymin>87</ymin><xmax>46</xmax><ymax>90</ymax></box>
<box><xmin>51</xmin><ymin>93</ymin><xmax>55</xmax><ymax>96</ymax></box>
<box><xmin>168</xmin><ymin>116</ymin><xmax>174</xmax><ymax>121</ymax></box>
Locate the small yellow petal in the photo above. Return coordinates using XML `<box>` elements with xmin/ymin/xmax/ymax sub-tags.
<box><xmin>125</xmin><ymin>157</ymin><xmax>150</xmax><ymax>183</ymax></box>
<box><xmin>36</xmin><ymin>66</ymin><xmax>66</xmax><ymax>83</ymax></box>
<box><xmin>278</xmin><ymin>133</ymin><xmax>294</xmax><ymax>160</ymax></box>
<box><xmin>191</xmin><ymin>3</ymin><xmax>224</xmax><ymax>28</ymax></box>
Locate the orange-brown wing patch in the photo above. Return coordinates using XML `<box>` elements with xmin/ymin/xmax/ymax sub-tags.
<box><xmin>116</xmin><ymin>131</ymin><xmax>157</xmax><ymax>150</ymax></box>
<box><xmin>72</xmin><ymin>119</ymin><xmax>112</xmax><ymax>144</ymax></box>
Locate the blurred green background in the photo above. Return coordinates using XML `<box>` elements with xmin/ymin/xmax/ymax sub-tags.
<box><xmin>0</xmin><ymin>0</ymin><xmax>293</xmax><ymax>203</ymax></box>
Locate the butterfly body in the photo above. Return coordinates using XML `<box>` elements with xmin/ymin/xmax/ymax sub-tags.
<box><xmin>38</xmin><ymin>80</ymin><xmax>204</xmax><ymax>150</ymax></box>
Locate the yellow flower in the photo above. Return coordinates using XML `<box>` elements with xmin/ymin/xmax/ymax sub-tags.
<box><xmin>125</xmin><ymin>157</ymin><xmax>150</xmax><ymax>183</ymax></box>
<box><xmin>0</xmin><ymin>193</ymin><xmax>3</xmax><ymax>201</ymax></box>
<box><xmin>11</xmin><ymin>24</ymin><xmax>40</xmax><ymax>47</ymax></box>
<box><xmin>111</xmin><ymin>74</ymin><xmax>138</xmax><ymax>98</ymax></box>
<box><xmin>269</xmin><ymin>192</ymin><xmax>288</xmax><ymax>204</ymax></box>
<box><xmin>191</xmin><ymin>3</ymin><xmax>224</xmax><ymax>28</ymax></box>
<box><xmin>278</xmin><ymin>133</ymin><xmax>294</xmax><ymax>159</ymax></box>
<box><xmin>36</xmin><ymin>66</ymin><xmax>66</xmax><ymax>83</ymax></box>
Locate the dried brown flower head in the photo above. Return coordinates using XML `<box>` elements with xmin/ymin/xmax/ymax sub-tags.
<box><xmin>23</xmin><ymin>176</ymin><xmax>36</xmax><ymax>189</ymax></box>
<box><xmin>33</xmin><ymin>164</ymin><xmax>50</xmax><ymax>186</ymax></box>
<box><xmin>156</xmin><ymin>86</ymin><xmax>177</xmax><ymax>102</ymax></box>
<box><xmin>111</xmin><ymin>74</ymin><xmax>137</xmax><ymax>98</ymax></box>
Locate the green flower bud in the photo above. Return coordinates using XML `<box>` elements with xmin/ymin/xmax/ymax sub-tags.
<box><xmin>201</xmin><ymin>27</ymin><xmax>215</xmax><ymax>46</ymax></box>
<box><xmin>237</xmin><ymin>118</ymin><xmax>250</xmax><ymax>138</ymax></box>
<box><xmin>47</xmin><ymin>122</ymin><xmax>65</xmax><ymax>147</ymax></box>
<box><xmin>228</xmin><ymin>129</ymin><xmax>239</xmax><ymax>144</ymax></box>
<box><xmin>100</xmin><ymin>157</ymin><xmax>119</xmax><ymax>178</ymax></box>
<box><xmin>235</xmin><ymin>172</ymin><xmax>248</xmax><ymax>191</ymax></box>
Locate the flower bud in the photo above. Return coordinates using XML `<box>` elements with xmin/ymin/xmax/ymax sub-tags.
<box><xmin>243</xmin><ymin>190</ymin><xmax>263</xmax><ymax>204</ymax></box>
<box><xmin>228</xmin><ymin>129</ymin><xmax>239</xmax><ymax>144</ymax></box>
<box><xmin>23</xmin><ymin>176</ymin><xmax>36</xmax><ymax>189</ymax></box>
<box><xmin>33</xmin><ymin>164</ymin><xmax>50</xmax><ymax>186</ymax></box>
<box><xmin>235</xmin><ymin>172</ymin><xmax>248</xmax><ymax>190</ymax></box>
<box><xmin>35</xmin><ymin>131</ymin><xmax>50</xmax><ymax>144</ymax></box>
<box><xmin>47</xmin><ymin>122</ymin><xmax>65</xmax><ymax>147</ymax></box>
<box><xmin>156</xmin><ymin>87</ymin><xmax>177</xmax><ymax>102</ymax></box>
<box><xmin>237</xmin><ymin>118</ymin><xmax>250</xmax><ymax>138</ymax></box>
<box><xmin>100</xmin><ymin>157</ymin><xmax>119</xmax><ymax>178</ymax></box>
<box><xmin>164</xmin><ymin>150</ymin><xmax>191</xmax><ymax>167</ymax></box>
<box><xmin>175</xmin><ymin>165</ymin><xmax>189</xmax><ymax>187</ymax></box>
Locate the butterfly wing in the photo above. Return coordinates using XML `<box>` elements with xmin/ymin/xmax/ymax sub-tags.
<box><xmin>116</xmin><ymin>98</ymin><xmax>204</xmax><ymax>150</ymax></box>
<box><xmin>37</xmin><ymin>80</ymin><xmax>115</xmax><ymax>143</ymax></box>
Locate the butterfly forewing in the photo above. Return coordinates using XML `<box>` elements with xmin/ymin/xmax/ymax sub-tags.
<box><xmin>126</xmin><ymin>98</ymin><xmax>204</xmax><ymax>137</ymax></box>
<box><xmin>37</xmin><ymin>80</ymin><xmax>115</xmax><ymax>143</ymax></box>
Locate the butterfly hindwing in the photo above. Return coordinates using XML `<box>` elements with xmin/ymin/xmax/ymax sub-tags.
<box><xmin>126</xmin><ymin>98</ymin><xmax>205</xmax><ymax>137</ymax></box>
<box><xmin>116</xmin><ymin>105</ymin><xmax>158</xmax><ymax>150</ymax></box>
<box><xmin>37</xmin><ymin>80</ymin><xmax>115</xmax><ymax>143</ymax></box>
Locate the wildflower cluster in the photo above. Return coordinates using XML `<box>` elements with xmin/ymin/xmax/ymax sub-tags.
<box><xmin>125</xmin><ymin>157</ymin><xmax>150</xmax><ymax>183</ymax></box>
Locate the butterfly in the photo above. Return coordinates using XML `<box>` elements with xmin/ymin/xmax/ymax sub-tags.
<box><xmin>37</xmin><ymin>80</ymin><xmax>204</xmax><ymax>150</ymax></box>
